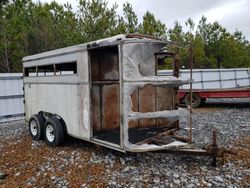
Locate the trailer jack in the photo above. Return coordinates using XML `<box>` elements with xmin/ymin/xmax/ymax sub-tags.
<box><xmin>203</xmin><ymin>129</ymin><xmax>237</xmax><ymax>166</ymax></box>
<box><xmin>159</xmin><ymin>129</ymin><xmax>237</xmax><ymax>167</ymax></box>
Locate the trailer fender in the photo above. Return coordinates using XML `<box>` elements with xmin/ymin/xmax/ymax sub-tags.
<box><xmin>37</xmin><ymin>111</ymin><xmax>68</xmax><ymax>136</ymax></box>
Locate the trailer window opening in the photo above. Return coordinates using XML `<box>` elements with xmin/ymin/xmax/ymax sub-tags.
<box><xmin>38</xmin><ymin>65</ymin><xmax>54</xmax><ymax>76</ymax></box>
<box><xmin>56</xmin><ymin>62</ymin><xmax>77</xmax><ymax>75</ymax></box>
<box><xmin>157</xmin><ymin>57</ymin><xmax>173</xmax><ymax>70</ymax></box>
<box><xmin>24</xmin><ymin>67</ymin><xmax>36</xmax><ymax>76</ymax></box>
<box><xmin>24</xmin><ymin>62</ymin><xmax>77</xmax><ymax>77</ymax></box>
<box><xmin>155</xmin><ymin>52</ymin><xmax>175</xmax><ymax>76</ymax></box>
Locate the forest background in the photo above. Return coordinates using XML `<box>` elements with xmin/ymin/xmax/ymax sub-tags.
<box><xmin>1</xmin><ymin>0</ymin><xmax>250</xmax><ymax>72</ymax></box>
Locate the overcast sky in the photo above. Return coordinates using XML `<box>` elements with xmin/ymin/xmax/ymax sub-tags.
<box><xmin>38</xmin><ymin>0</ymin><xmax>250</xmax><ymax>40</ymax></box>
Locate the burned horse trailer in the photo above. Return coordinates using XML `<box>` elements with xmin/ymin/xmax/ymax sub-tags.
<box><xmin>23</xmin><ymin>34</ymin><xmax>232</xmax><ymax>159</ymax></box>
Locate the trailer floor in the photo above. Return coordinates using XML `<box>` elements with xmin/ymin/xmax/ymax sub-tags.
<box><xmin>93</xmin><ymin>126</ymin><xmax>174</xmax><ymax>145</ymax></box>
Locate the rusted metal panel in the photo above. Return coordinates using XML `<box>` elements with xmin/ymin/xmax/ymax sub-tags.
<box><xmin>91</xmin><ymin>85</ymin><xmax>101</xmax><ymax>131</ymax></box>
<box><xmin>102</xmin><ymin>84</ymin><xmax>120</xmax><ymax>130</ymax></box>
<box><xmin>156</xmin><ymin>87</ymin><xmax>174</xmax><ymax>126</ymax></box>
<box><xmin>129</xmin><ymin>85</ymin><xmax>177</xmax><ymax>128</ymax></box>
<box><xmin>139</xmin><ymin>84</ymin><xmax>156</xmax><ymax>127</ymax></box>
<box><xmin>91</xmin><ymin>84</ymin><xmax>120</xmax><ymax>131</ymax></box>
<box><xmin>174</xmin><ymin>88</ymin><xmax>179</xmax><ymax>109</ymax></box>
<box><xmin>129</xmin><ymin>88</ymin><xmax>139</xmax><ymax>128</ymax></box>
<box><xmin>90</xmin><ymin>52</ymin><xmax>100</xmax><ymax>81</ymax></box>
<box><xmin>156</xmin><ymin>87</ymin><xmax>174</xmax><ymax>111</ymax></box>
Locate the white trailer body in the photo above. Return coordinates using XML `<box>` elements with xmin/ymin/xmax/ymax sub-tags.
<box><xmin>23</xmin><ymin>34</ymin><xmax>191</xmax><ymax>152</ymax></box>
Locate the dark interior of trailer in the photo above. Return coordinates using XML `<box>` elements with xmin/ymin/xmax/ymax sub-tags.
<box><xmin>89</xmin><ymin>46</ymin><xmax>121</xmax><ymax>145</ymax></box>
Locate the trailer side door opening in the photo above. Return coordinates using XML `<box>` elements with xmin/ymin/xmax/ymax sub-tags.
<box><xmin>89</xmin><ymin>46</ymin><xmax>121</xmax><ymax>146</ymax></box>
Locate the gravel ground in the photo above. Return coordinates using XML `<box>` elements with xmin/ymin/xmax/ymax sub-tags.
<box><xmin>0</xmin><ymin>98</ymin><xmax>249</xmax><ymax>187</ymax></box>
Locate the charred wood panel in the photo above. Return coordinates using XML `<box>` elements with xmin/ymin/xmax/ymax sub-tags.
<box><xmin>102</xmin><ymin>84</ymin><xmax>120</xmax><ymax>130</ymax></box>
<box><xmin>129</xmin><ymin>85</ymin><xmax>178</xmax><ymax>128</ymax></box>
<box><xmin>91</xmin><ymin>84</ymin><xmax>120</xmax><ymax>131</ymax></box>
<box><xmin>156</xmin><ymin>86</ymin><xmax>174</xmax><ymax>127</ymax></box>
<box><xmin>90</xmin><ymin>52</ymin><xmax>100</xmax><ymax>81</ymax></box>
<box><xmin>138</xmin><ymin>85</ymin><xmax>156</xmax><ymax>127</ymax></box>
<box><xmin>91</xmin><ymin>85</ymin><xmax>101</xmax><ymax>131</ymax></box>
<box><xmin>129</xmin><ymin>88</ymin><xmax>139</xmax><ymax>128</ymax></box>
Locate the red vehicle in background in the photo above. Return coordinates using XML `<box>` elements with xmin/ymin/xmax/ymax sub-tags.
<box><xmin>159</xmin><ymin>68</ymin><xmax>250</xmax><ymax>107</ymax></box>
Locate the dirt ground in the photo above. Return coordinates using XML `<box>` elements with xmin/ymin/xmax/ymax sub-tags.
<box><xmin>0</xmin><ymin>130</ymin><xmax>249</xmax><ymax>187</ymax></box>
<box><xmin>0</xmin><ymin>99</ymin><xmax>249</xmax><ymax>187</ymax></box>
<box><xmin>0</xmin><ymin>136</ymin><xmax>111</xmax><ymax>187</ymax></box>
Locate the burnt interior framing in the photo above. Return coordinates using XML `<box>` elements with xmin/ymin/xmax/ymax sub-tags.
<box><xmin>89</xmin><ymin>43</ymin><xmax>185</xmax><ymax>147</ymax></box>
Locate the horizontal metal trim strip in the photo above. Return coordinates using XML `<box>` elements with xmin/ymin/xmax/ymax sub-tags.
<box><xmin>0</xmin><ymin>95</ymin><xmax>23</xmax><ymax>99</ymax></box>
<box><xmin>0</xmin><ymin>76</ymin><xmax>22</xmax><ymax>80</ymax></box>
<box><xmin>123</xmin><ymin>40</ymin><xmax>167</xmax><ymax>45</ymax></box>
<box><xmin>159</xmin><ymin>68</ymin><xmax>250</xmax><ymax>73</ymax></box>
<box><xmin>180</xmin><ymin>88</ymin><xmax>250</xmax><ymax>92</ymax></box>
<box><xmin>24</xmin><ymin>82</ymin><xmax>88</xmax><ymax>85</ymax></box>
<box><xmin>191</xmin><ymin>77</ymin><xmax>249</xmax><ymax>84</ymax></box>
<box><xmin>0</xmin><ymin>113</ymin><xmax>24</xmax><ymax>120</ymax></box>
<box><xmin>124</xmin><ymin>80</ymin><xmax>187</xmax><ymax>83</ymax></box>
<box><xmin>123</xmin><ymin>80</ymin><xmax>189</xmax><ymax>86</ymax></box>
<box><xmin>184</xmin><ymin>69</ymin><xmax>250</xmax><ymax>72</ymax></box>
<box><xmin>90</xmin><ymin>138</ymin><xmax>123</xmax><ymax>151</ymax></box>
<box><xmin>87</xmin><ymin>43</ymin><xmax>120</xmax><ymax>50</ymax></box>
<box><xmin>92</xmin><ymin>81</ymin><xmax>119</xmax><ymax>84</ymax></box>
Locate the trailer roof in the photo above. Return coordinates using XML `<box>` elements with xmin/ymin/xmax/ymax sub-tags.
<box><xmin>22</xmin><ymin>34</ymin><xmax>165</xmax><ymax>63</ymax></box>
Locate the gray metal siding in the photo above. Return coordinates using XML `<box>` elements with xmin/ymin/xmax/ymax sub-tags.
<box><xmin>158</xmin><ymin>68</ymin><xmax>250</xmax><ymax>90</ymax></box>
<box><xmin>0</xmin><ymin>73</ymin><xmax>24</xmax><ymax>123</ymax></box>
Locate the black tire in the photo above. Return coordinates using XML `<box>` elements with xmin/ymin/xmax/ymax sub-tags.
<box><xmin>184</xmin><ymin>93</ymin><xmax>201</xmax><ymax>108</ymax></box>
<box><xmin>44</xmin><ymin>117</ymin><xmax>64</xmax><ymax>147</ymax></box>
<box><xmin>29</xmin><ymin>114</ymin><xmax>45</xmax><ymax>141</ymax></box>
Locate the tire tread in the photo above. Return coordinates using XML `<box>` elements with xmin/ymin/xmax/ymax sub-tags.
<box><xmin>45</xmin><ymin>117</ymin><xmax>64</xmax><ymax>147</ymax></box>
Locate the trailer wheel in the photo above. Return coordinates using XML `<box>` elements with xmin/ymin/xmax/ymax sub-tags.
<box><xmin>184</xmin><ymin>93</ymin><xmax>201</xmax><ymax>108</ymax></box>
<box><xmin>29</xmin><ymin>114</ymin><xmax>45</xmax><ymax>141</ymax></box>
<box><xmin>45</xmin><ymin>117</ymin><xmax>64</xmax><ymax>147</ymax></box>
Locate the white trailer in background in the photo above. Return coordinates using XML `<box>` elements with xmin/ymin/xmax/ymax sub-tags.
<box><xmin>159</xmin><ymin>68</ymin><xmax>250</xmax><ymax>107</ymax></box>
<box><xmin>0</xmin><ymin>73</ymin><xmax>24</xmax><ymax>123</ymax></box>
